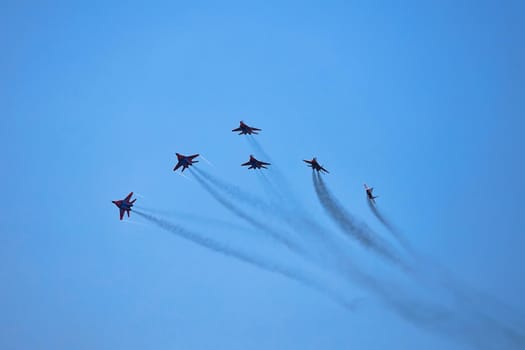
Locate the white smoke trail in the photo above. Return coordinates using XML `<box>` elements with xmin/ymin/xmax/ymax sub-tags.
<box><xmin>199</xmin><ymin>154</ymin><xmax>215</xmax><ymax>167</ymax></box>
<box><xmin>134</xmin><ymin>210</ymin><xmax>359</xmax><ymax>311</ymax></box>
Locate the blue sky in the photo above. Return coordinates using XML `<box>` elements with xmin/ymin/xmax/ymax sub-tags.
<box><xmin>1</xmin><ymin>1</ymin><xmax>524</xmax><ymax>349</ymax></box>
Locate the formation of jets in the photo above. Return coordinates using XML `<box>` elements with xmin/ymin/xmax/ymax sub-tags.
<box><xmin>113</xmin><ymin>121</ymin><xmax>379</xmax><ymax>219</ymax></box>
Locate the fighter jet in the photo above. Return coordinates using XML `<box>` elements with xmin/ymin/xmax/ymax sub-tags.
<box><xmin>303</xmin><ymin>157</ymin><xmax>329</xmax><ymax>173</ymax></box>
<box><xmin>232</xmin><ymin>121</ymin><xmax>261</xmax><ymax>135</ymax></box>
<box><xmin>173</xmin><ymin>153</ymin><xmax>199</xmax><ymax>172</ymax></box>
<box><xmin>241</xmin><ymin>155</ymin><xmax>270</xmax><ymax>169</ymax></box>
<box><xmin>112</xmin><ymin>192</ymin><xmax>136</xmax><ymax>220</ymax></box>
<box><xmin>364</xmin><ymin>184</ymin><xmax>378</xmax><ymax>204</ymax></box>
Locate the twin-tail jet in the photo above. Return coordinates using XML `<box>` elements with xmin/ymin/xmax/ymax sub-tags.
<box><xmin>173</xmin><ymin>153</ymin><xmax>199</xmax><ymax>172</ymax></box>
<box><xmin>241</xmin><ymin>155</ymin><xmax>270</xmax><ymax>169</ymax></box>
<box><xmin>112</xmin><ymin>192</ymin><xmax>136</xmax><ymax>220</ymax></box>
<box><xmin>232</xmin><ymin>121</ymin><xmax>261</xmax><ymax>135</ymax></box>
<box><xmin>364</xmin><ymin>184</ymin><xmax>378</xmax><ymax>204</ymax></box>
<box><xmin>303</xmin><ymin>157</ymin><xmax>329</xmax><ymax>173</ymax></box>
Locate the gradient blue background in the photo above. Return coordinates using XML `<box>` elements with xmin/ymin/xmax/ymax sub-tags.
<box><xmin>2</xmin><ymin>1</ymin><xmax>524</xmax><ymax>349</ymax></box>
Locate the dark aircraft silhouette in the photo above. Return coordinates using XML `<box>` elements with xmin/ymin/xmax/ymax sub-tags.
<box><xmin>303</xmin><ymin>157</ymin><xmax>329</xmax><ymax>173</ymax></box>
<box><xmin>232</xmin><ymin>121</ymin><xmax>261</xmax><ymax>135</ymax></box>
<box><xmin>241</xmin><ymin>155</ymin><xmax>270</xmax><ymax>169</ymax></box>
<box><xmin>112</xmin><ymin>192</ymin><xmax>136</xmax><ymax>220</ymax></box>
<box><xmin>364</xmin><ymin>184</ymin><xmax>378</xmax><ymax>204</ymax></box>
<box><xmin>173</xmin><ymin>153</ymin><xmax>199</xmax><ymax>172</ymax></box>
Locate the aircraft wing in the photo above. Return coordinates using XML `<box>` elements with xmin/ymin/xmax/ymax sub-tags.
<box><xmin>320</xmin><ymin>166</ymin><xmax>329</xmax><ymax>173</ymax></box>
<box><xmin>173</xmin><ymin>162</ymin><xmax>182</xmax><ymax>171</ymax></box>
<box><xmin>260</xmin><ymin>161</ymin><xmax>271</xmax><ymax>166</ymax></box>
<box><xmin>252</xmin><ymin>127</ymin><xmax>261</xmax><ymax>131</ymax></box>
<box><xmin>232</xmin><ymin>127</ymin><xmax>242</xmax><ymax>132</ymax></box>
<box><xmin>124</xmin><ymin>192</ymin><xmax>133</xmax><ymax>201</ymax></box>
<box><xmin>241</xmin><ymin>161</ymin><xmax>251</xmax><ymax>166</ymax></box>
<box><xmin>303</xmin><ymin>160</ymin><xmax>313</xmax><ymax>164</ymax></box>
<box><xmin>189</xmin><ymin>154</ymin><xmax>199</xmax><ymax>159</ymax></box>
<box><xmin>119</xmin><ymin>208</ymin><xmax>125</xmax><ymax>220</ymax></box>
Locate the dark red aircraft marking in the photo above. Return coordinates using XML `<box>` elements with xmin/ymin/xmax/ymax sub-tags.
<box><xmin>173</xmin><ymin>153</ymin><xmax>199</xmax><ymax>172</ymax></box>
<box><xmin>112</xmin><ymin>192</ymin><xmax>136</xmax><ymax>220</ymax></box>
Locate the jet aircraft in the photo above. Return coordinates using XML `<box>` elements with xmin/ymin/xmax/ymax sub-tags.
<box><xmin>232</xmin><ymin>121</ymin><xmax>261</xmax><ymax>135</ymax></box>
<box><xmin>173</xmin><ymin>153</ymin><xmax>199</xmax><ymax>172</ymax></box>
<box><xmin>112</xmin><ymin>192</ymin><xmax>136</xmax><ymax>220</ymax></box>
<box><xmin>241</xmin><ymin>155</ymin><xmax>270</xmax><ymax>169</ymax></box>
<box><xmin>364</xmin><ymin>184</ymin><xmax>378</xmax><ymax>204</ymax></box>
<box><xmin>303</xmin><ymin>157</ymin><xmax>329</xmax><ymax>173</ymax></box>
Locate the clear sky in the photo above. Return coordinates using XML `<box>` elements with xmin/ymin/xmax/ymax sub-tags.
<box><xmin>2</xmin><ymin>1</ymin><xmax>524</xmax><ymax>349</ymax></box>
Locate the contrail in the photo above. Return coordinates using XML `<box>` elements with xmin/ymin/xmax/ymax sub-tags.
<box><xmin>193</xmin><ymin>167</ymin><xmax>305</xmax><ymax>237</ymax></box>
<box><xmin>281</xmin><ymin>213</ymin><xmax>525</xmax><ymax>349</ymax></box>
<box><xmin>239</xmin><ymin>147</ymin><xmax>525</xmax><ymax>349</ymax></box>
<box><xmin>199</xmin><ymin>154</ymin><xmax>215</xmax><ymax>167</ymax></box>
<box><xmin>197</xmin><ymin>143</ymin><xmax>524</xmax><ymax>348</ymax></box>
<box><xmin>191</xmin><ymin>169</ymin><xmax>311</xmax><ymax>259</ymax></box>
<box><xmin>312</xmin><ymin>171</ymin><xmax>408</xmax><ymax>270</ymax></box>
<box><xmin>256</xmin><ymin>171</ymin><xmax>284</xmax><ymax>202</ymax></box>
<box><xmin>366</xmin><ymin>197</ymin><xmax>525</xmax><ymax>343</ymax></box>
<box><xmin>193</xmin><ymin>167</ymin><xmax>331</xmax><ymax>262</ymax></box>
<box><xmin>134</xmin><ymin>210</ymin><xmax>358</xmax><ymax>311</ymax></box>
<box><xmin>193</xmin><ymin>167</ymin><xmax>274</xmax><ymax>214</ymax></box>
<box><xmin>247</xmin><ymin>165</ymin><xmax>485</xmax><ymax>346</ymax></box>
<box><xmin>367</xmin><ymin>200</ymin><xmax>415</xmax><ymax>255</ymax></box>
<box><xmin>326</xmin><ymin>244</ymin><xmax>525</xmax><ymax>350</ymax></box>
<box><xmin>177</xmin><ymin>172</ymin><xmax>194</xmax><ymax>182</ymax></box>
<box><xmin>246</xmin><ymin>136</ymin><xmax>271</xmax><ymax>161</ymax></box>
<box><xmin>243</xmin><ymin>141</ymin><xmax>525</xmax><ymax>348</ymax></box>
<box><xmin>134</xmin><ymin>206</ymin><xmax>252</xmax><ymax>232</ymax></box>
